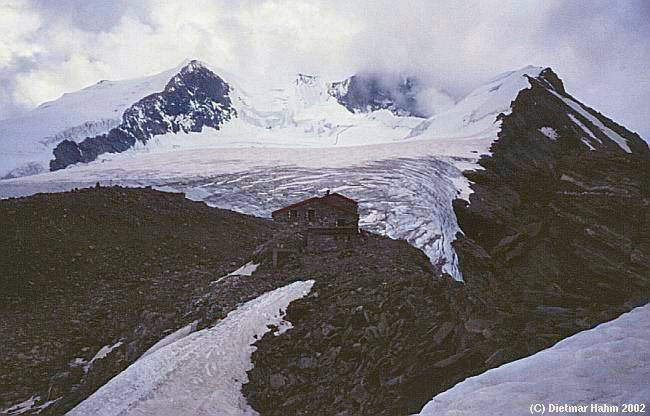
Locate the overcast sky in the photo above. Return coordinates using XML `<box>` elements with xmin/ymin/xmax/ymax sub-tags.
<box><xmin>1</xmin><ymin>0</ymin><xmax>649</xmax><ymax>138</ymax></box>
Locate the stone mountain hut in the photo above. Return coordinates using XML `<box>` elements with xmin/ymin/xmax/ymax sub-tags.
<box><xmin>271</xmin><ymin>190</ymin><xmax>360</xmax><ymax>252</ymax></box>
<box><xmin>272</xmin><ymin>190</ymin><xmax>359</xmax><ymax>229</ymax></box>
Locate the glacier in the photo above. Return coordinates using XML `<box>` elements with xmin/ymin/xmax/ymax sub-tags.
<box><xmin>0</xmin><ymin>143</ymin><xmax>478</xmax><ymax>280</ymax></box>
<box><xmin>0</xmin><ymin>63</ymin><xmax>546</xmax><ymax>281</ymax></box>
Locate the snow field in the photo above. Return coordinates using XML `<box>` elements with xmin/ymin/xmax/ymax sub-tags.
<box><xmin>416</xmin><ymin>304</ymin><xmax>650</xmax><ymax>416</ymax></box>
<box><xmin>66</xmin><ymin>280</ymin><xmax>315</xmax><ymax>416</ymax></box>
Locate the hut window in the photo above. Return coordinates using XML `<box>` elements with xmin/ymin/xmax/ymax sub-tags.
<box><xmin>307</xmin><ymin>209</ymin><xmax>316</xmax><ymax>222</ymax></box>
<box><xmin>336</xmin><ymin>218</ymin><xmax>346</xmax><ymax>227</ymax></box>
<box><xmin>289</xmin><ymin>209</ymin><xmax>298</xmax><ymax>220</ymax></box>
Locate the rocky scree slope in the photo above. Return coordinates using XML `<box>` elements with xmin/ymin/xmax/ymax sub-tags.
<box><xmin>447</xmin><ymin>67</ymin><xmax>650</xmax><ymax>378</ymax></box>
<box><xmin>50</xmin><ymin>60</ymin><xmax>236</xmax><ymax>171</ymax></box>
<box><xmin>0</xmin><ymin>186</ymin><xmax>286</xmax><ymax>415</ymax></box>
<box><xmin>241</xmin><ymin>69</ymin><xmax>650</xmax><ymax>416</ymax></box>
<box><xmin>454</xmin><ymin>67</ymin><xmax>650</xmax><ymax>310</ymax></box>
<box><xmin>244</xmin><ymin>236</ymin><xmax>468</xmax><ymax>415</ymax></box>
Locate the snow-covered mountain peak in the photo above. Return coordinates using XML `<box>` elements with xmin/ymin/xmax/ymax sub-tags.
<box><xmin>292</xmin><ymin>73</ymin><xmax>331</xmax><ymax>109</ymax></box>
<box><xmin>49</xmin><ymin>61</ymin><xmax>236</xmax><ymax>171</ymax></box>
<box><xmin>404</xmin><ymin>66</ymin><xmax>543</xmax><ymax>144</ymax></box>
<box><xmin>4</xmin><ymin>61</ymin><xmax>642</xmax><ymax>180</ymax></box>
<box><xmin>181</xmin><ymin>59</ymin><xmax>209</xmax><ymax>72</ymax></box>
<box><xmin>0</xmin><ymin>64</ymin><xmax>187</xmax><ymax>178</ymax></box>
<box><xmin>462</xmin><ymin>65</ymin><xmax>543</xmax><ymax>101</ymax></box>
<box><xmin>1</xmin><ymin>61</ymin><xmax>549</xmax><ymax>179</ymax></box>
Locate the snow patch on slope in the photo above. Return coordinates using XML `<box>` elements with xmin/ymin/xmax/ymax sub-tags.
<box><xmin>67</xmin><ymin>280</ymin><xmax>314</xmax><ymax>416</ymax></box>
<box><xmin>539</xmin><ymin>126</ymin><xmax>558</xmax><ymax>141</ymax></box>
<box><xmin>228</xmin><ymin>262</ymin><xmax>260</xmax><ymax>277</ymax></box>
<box><xmin>417</xmin><ymin>304</ymin><xmax>650</xmax><ymax>416</ymax></box>
<box><xmin>1</xmin><ymin>395</ymin><xmax>60</xmax><ymax>415</ymax></box>
<box><xmin>551</xmin><ymin>90</ymin><xmax>632</xmax><ymax>153</ymax></box>
<box><xmin>213</xmin><ymin>262</ymin><xmax>261</xmax><ymax>285</ymax></box>
<box><xmin>140</xmin><ymin>321</ymin><xmax>199</xmax><ymax>360</ymax></box>
<box><xmin>568</xmin><ymin>113</ymin><xmax>602</xmax><ymax>152</ymax></box>
<box><xmin>90</xmin><ymin>341</ymin><xmax>123</xmax><ymax>364</ymax></box>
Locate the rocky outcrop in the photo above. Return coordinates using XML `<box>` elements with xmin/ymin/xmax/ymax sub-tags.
<box><xmin>243</xmin><ymin>237</ymin><xmax>471</xmax><ymax>415</ymax></box>
<box><xmin>449</xmin><ymin>66</ymin><xmax>650</xmax><ymax>371</ymax></box>
<box><xmin>329</xmin><ymin>73</ymin><xmax>427</xmax><ymax>117</ymax></box>
<box><xmin>455</xmin><ymin>67</ymin><xmax>649</xmax><ymax>295</ymax></box>
<box><xmin>49</xmin><ymin>61</ymin><xmax>236</xmax><ymax>171</ymax></box>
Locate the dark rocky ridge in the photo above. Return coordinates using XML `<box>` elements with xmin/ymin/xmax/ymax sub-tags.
<box><xmin>50</xmin><ymin>61</ymin><xmax>236</xmax><ymax>171</ymax></box>
<box><xmin>241</xmin><ymin>69</ymin><xmax>650</xmax><ymax>415</ymax></box>
<box><xmin>329</xmin><ymin>73</ymin><xmax>428</xmax><ymax>118</ymax></box>
<box><xmin>0</xmin><ymin>186</ymin><xmax>281</xmax><ymax>414</ymax></box>
<box><xmin>450</xmin><ymin>66</ymin><xmax>650</xmax><ymax>370</ymax></box>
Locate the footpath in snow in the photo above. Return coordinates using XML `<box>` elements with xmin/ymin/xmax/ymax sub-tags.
<box><xmin>67</xmin><ymin>280</ymin><xmax>314</xmax><ymax>416</ymax></box>
<box><xmin>417</xmin><ymin>304</ymin><xmax>650</xmax><ymax>416</ymax></box>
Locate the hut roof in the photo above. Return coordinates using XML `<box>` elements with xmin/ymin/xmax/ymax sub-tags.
<box><xmin>272</xmin><ymin>193</ymin><xmax>358</xmax><ymax>215</ymax></box>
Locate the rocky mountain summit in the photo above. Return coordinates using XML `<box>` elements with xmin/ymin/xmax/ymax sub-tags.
<box><xmin>50</xmin><ymin>61</ymin><xmax>236</xmax><ymax>170</ymax></box>
<box><xmin>329</xmin><ymin>73</ymin><xmax>428</xmax><ymax>117</ymax></box>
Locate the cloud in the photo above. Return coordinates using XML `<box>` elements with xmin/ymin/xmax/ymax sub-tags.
<box><xmin>0</xmin><ymin>0</ymin><xmax>41</xmax><ymax>117</ymax></box>
<box><xmin>1</xmin><ymin>0</ymin><xmax>649</xmax><ymax>138</ymax></box>
<box><xmin>336</xmin><ymin>0</ymin><xmax>650</xmax><ymax>137</ymax></box>
<box><xmin>29</xmin><ymin>0</ymin><xmax>137</xmax><ymax>32</ymax></box>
